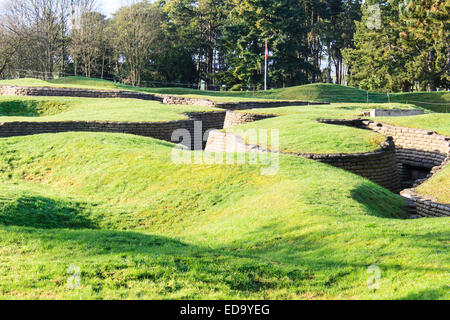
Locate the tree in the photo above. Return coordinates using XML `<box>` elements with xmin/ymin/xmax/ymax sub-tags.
<box><xmin>399</xmin><ymin>0</ymin><xmax>449</xmax><ymax>90</ymax></box>
<box><xmin>344</xmin><ymin>0</ymin><xmax>449</xmax><ymax>92</ymax></box>
<box><xmin>161</xmin><ymin>0</ymin><xmax>230</xmax><ymax>88</ymax></box>
<box><xmin>111</xmin><ymin>2</ymin><xmax>164</xmax><ymax>86</ymax></box>
<box><xmin>70</xmin><ymin>11</ymin><xmax>109</xmax><ymax>78</ymax></box>
<box><xmin>0</xmin><ymin>23</ymin><xmax>19</xmax><ymax>76</ymax></box>
<box><xmin>323</xmin><ymin>0</ymin><xmax>362</xmax><ymax>85</ymax></box>
<box><xmin>0</xmin><ymin>0</ymin><xmax>97</xmax><ymax>79</ymax></box>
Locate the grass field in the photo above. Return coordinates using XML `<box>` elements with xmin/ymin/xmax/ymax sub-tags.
<box><xmin>0</xmin><ymin>77</ymin><xmax>448</xmax><ymax>300</ymax></box>
<box><xmin>1</xmin><ymin>77</ymin><xmax>449</xmax><ymax>112</ymax></box>
<box><xmin>0</xmin><ymin>96</ymin><xmax>216</xmax><ymax>122</ymax></box>
<box><xmin>0</xmin><ymin>133</ymin><xmax>448</xmax><ymax>300</ymax></box>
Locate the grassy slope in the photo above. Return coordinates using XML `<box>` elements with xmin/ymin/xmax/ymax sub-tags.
<box><xmin>417</xmin><ymin>168</ymin><xmax>450</xmax><ymax>204</ymax></box>
<box><xmin>391</xmin><ymin>92</ymin><xmax>450</xmax><ymax>113</ymax></box>
<box><xmin>0</xmin><ymin>132</ymin><xmax>448</xmax><ymax>300</ymax></box>
<box><xmin>229</xmin><ymin>105</ymin><xmax>449</xmax><ymax>202</ymax></box>
<box><xmin>1</xmin><ymin>77</ymin><xmax>448</xmax><ymax>112</ymax></box>
<box><xmin>226</xmin><ymin>104</ymin><xmax>417</xmax><ymax>154</ymax></box>
<box><xmin>0</xmin><ymin>96</ymin><xmax>216</xmax><ymax>122</ymax></box>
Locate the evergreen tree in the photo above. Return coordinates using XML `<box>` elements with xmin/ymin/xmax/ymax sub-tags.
<box><xmin>344</xmin><ymin>0</ymin><xmax>449</xmax><ymax>92</ymax></box>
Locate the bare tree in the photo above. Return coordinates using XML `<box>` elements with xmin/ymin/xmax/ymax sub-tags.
<box><xmin>0</xmin><ymin>0</ymin><xmax>97</xmax><ymax>78</ymax></box>
<box><xmin>111</xmin><ymin>2</ymin><xmax>164</xmax><ymax>86</ymax></box>
<box><xmin>70</xmin><ymin>11</ymin><xmax>107</xmax><ymax>77</ymax></box>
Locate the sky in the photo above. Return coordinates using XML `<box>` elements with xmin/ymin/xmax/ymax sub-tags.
<box><xmin>98</xmin><ymin>0</ymin><xmax>126</xmax><ymax>16</ymax></box>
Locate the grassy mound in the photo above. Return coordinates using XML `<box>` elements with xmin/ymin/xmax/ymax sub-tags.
<box><xmin>227</xmin><ymin>105</ymin><xmax>449</xmax><ymax>202</ymax></box>
<box><xmin>0</xmin><ymin>96</ymin><xmax>216</xmax><ymax>122</ymax></box>
<box><xmin>273</xmin><ymin>84</ymin><xmax>449</xmax><ymax>113</ymax></box>
<box><xmin>274</xmin><ymin>83</ymin><xmax>385</xmax><ymax>103</ymax></box>
<box><xmin>2</xmin><ymin>77</ymin><xmax>448</xmax><ymax>112</ymax></box>
<box><xmin>0</xmin><ymin>132</ymin><xmax>448</xmax><ymax>299</ymax></box>
<box><xmin>226</xmin><ymin>114</ymin><xmax>384</xmax><ymax>154</ymax></box>
<box><xmin>225</xmin><ymin>104</ymin><xmax>415</xmax><ymax>154</ymax></box>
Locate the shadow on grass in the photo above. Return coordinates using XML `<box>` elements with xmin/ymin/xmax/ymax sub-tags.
<box><xmin>0</xmin><ymin>195</ymin><xmax>99</xmax><ymax>229</ymax></box>
<box><xmin>0</xmin><ymin>100</ymin><xmax>69</xmax><ymax>117</ymax></box>
<box><xmin>2</xmin><ymin>226</ymin><xmax>319</xmax><ymax>296</ymax></box>
<box><xmin>351</xmin><ymin>183</ymin><xmax>408</xmax><ymax>219</ymax></box>
<box><xmin>400</xmin><ymin>286</ymin><xmax>449</xmax><ymax>300</ymax></box>
<box><xmin>2</xmin><ymin>218</ymin><xmax>448</xmax><ymax>299</ymax></box>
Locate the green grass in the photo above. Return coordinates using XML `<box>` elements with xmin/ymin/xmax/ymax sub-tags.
<box><xmin>2</xmin><ymin>77</ymin><xmax>448</xmax><ymax>112</ymax></box>
<box><xmin>391</xmin><ymin>92</ymin><xmax>450</xmax><ymax>113</ymax></box>
<box><xmin>417</xmin><ymin>168</ymin><xmax>450</xmax><ymax>204</ymax></box>
<box><xmin>0</xmin><ymin>77</ymin><xmax>121</xmax><ymax>90</ymax></box>
<box><xmin>226</xmin><ymin>104</ymin><xmax>449</xmax><ymax>202</ymax></box>
<box><xmin>374</xmin><ymin>114</ymin><xmax>450</xmax><ymax>136</ymax></box>
<box><xmin>0</xmin><ymin>78</ymin><xmax>448</xmax><ymax>299</ymax></box>
<box><xmin>0</xmin><ymin>132</ymin><xmax>448</xmax><ymax>300</ymax></box>
<box><xmin>225</xmin><ymin>103</ymin><xmax>419</xmax><ymax>154</ymax></box>
<box><xmin>0</xmin><ymin>96</ymin><xmax>216</xmax><ymax>122</ymax></box>
<box><xmin>273</xmin><ymin>83</ymin><xmax>386</xmax><ymax>103</ymax></box>
<box><xmin>0</xmin><ymin>99</ymin><xmax>71</xmax><ymax>117</ymax></box>
<box><xmin>0</xmin><ymin>77</ymin><xmax>270</xmax><ymax>102</ymax></box>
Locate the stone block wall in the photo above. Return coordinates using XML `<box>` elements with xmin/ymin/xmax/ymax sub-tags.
<box><xmin>0</xmin><ymin>111</ymin><xmax>227</xmax><ymax>150</ymax></box>
<box><xmin>364</xmin><ymin>121</ymin><xmax>450</xmax><ymax>155</ymax></box>
<box><xmin>139</xmin><ymin>94</ymin><xmax>327</xmax><ymax>110</ymax></box>
<box><xmin>0</xmin><ymin>85</ymin><xmax>156</xmax><ymax>100</ymax></box>
<box><xmin>364</xmin><ymin>121</ymin><xmax>450</xmax><ymax>189</ymax></box>
<box><xmin>155</xmin><ymin>95</ymin><xmax>216</xmax><ymax>107</ymax></box>
<box><xmin>0</xmin><ymin>120</ymin><xmax>192</xmax><ymax>145</ymax></box>
<box><xmin>187</xmin><ymin>111</ymin><xmax>227</xmax><ymax>130</ymax></box>
<box><xmin>401</xmin><ymin>189</ymin><xmax>450</xmax><ymax>217</ymax></box>
<box><xmin>205</xmin><ymin>130</ymin><xmax>401</xmax><ymax>193</ymax></box>
<box><xmin>319</xmin><ymin>119</ymin><xmax>450</xmax><ymax>173</ymax></box>
<box><xmin>294</xmin><ymin>140</ymin><xmax>401</xmax><ymax>193</ymax></box>
<box><xmin>216</xmin><ymin>100</ymin><xmax>327</xmax><ymax>110</ymax></box>
<box><xmin>0</xmin><ymin>85</ymin><xmax>329</xmax><ymax>110</ymax></box>
<box><xmin>223</xmin><ymin>111</ymin><xmax>275</xmax><ymax>128</ymax></box>
<box><xmin>205</xmin><ymin>130</ymin><xmax>262</xmax><ymax>153</ymax></box>
<box><xmin>368</xmin><ymin>109</ymin><xmax>425</xmax><ymax>117</ymax></box>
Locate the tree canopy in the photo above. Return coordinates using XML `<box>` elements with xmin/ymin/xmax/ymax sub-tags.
<box><xmin>0</xmin><ymin>0</ymin><xmax>448</xmax><ymax>92</ymax></box>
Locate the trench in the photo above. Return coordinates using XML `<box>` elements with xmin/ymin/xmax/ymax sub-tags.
<box><xmin>318</xmin><ymin>119</ymin><xmax>449</xmax><ymax>187</ymax></box>
<box><xmin>318</xmin><ymin>119</ymin><xmax>450</xmax><ymax>217</ymax></box>
<box><xmin>203</xmin><ymin>113</ymin><xmax>449</xmax><ymax>217</ymax></box>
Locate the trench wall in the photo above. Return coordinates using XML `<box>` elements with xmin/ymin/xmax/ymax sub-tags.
<box><xmin>223</xmin><ymin>111</ymin><xmax>275</xmax><ymax>128</ymax></box>
<box><xmin>0</xmin><ymin>85</ymin><xmax>156</xmax><ymax>100</ymax></box>
<box><xmin>0</xmin><ymin>111</ymin><xmax>227</xmax><ymax>150</ymax></box>
<box><xmin>0</xmin><ymin>85</ymin><xmax>328</xmax><ymax>109</ymax></box>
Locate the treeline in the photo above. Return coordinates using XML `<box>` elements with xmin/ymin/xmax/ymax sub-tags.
<box><xmin>0</xmin><ymin>0</ymin><xmax>448</xmax><ymax>92</ymax></box>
